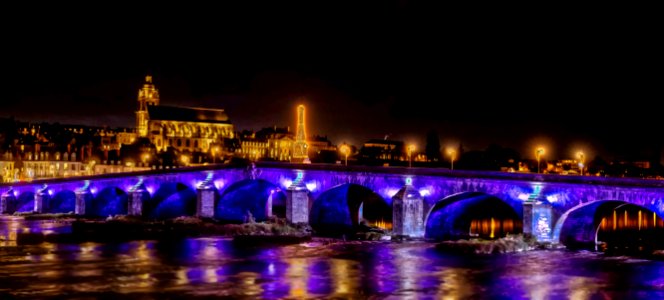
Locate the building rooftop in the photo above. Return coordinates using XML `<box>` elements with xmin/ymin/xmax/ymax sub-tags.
<box><xmin>364</xmin><ymin>139</ymin><xmax>404</xmax><ymax>146</ymax></box>
<box><xmin>147</xmin><ymin>105</ymin><xmax>231</xmax><ymax>124</ymax></box>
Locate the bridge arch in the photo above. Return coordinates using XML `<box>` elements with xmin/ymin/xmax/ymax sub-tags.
<box><xmin>553</xmin><ymin>200</ymin><xmax>664</xmax><ymax>249</ymax></box>
<box><xmin>49</xmin><ymin>190</ymin><xmax>76</xmax><ymax>213</ymax></box>
<box><xmin>89</xmin><ymin>186</ymin><xmax>128</xmax><ymax>217</ymax></box>
<box><xmin>215</xmin><ymin>179</ymin><xmax>286</xmax><ymax>223</ymax></box>
<box><xmin>17</xmin><ymin>191</ymin><xmax>35</xmax><ymax>213</ymax></box>
<box><xmin>309</xmin><ymin>183</ymin><xmax>390</xmax><ymax>236</ymax></box>
<box><xmin>424</xmin><ymin>192</ymin><xmax>521</xmax><ymax>241</ymax></box>
<box><xmin>145</xmin><ymin>182</ymin><xmax>196</xmax><ymax>219</ymax></box>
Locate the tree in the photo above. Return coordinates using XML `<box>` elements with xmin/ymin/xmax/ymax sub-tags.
<box><xmin>425</xmin><ymin>130</ymin><xmax>442</xmax><ymax>162</ymax></box>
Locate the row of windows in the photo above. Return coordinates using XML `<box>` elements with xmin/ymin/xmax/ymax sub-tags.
<box><xmin>156</xmin><ymin>138</ymin><xmax>205</xmax><ymax>149</ymax></box>
<box><xmin>23</xmin><ymin>162</ymin><xmax>85</xmax><ymax>172</ymax></box>
<box><xmin>151</xmin><ymin>123</ymin><xmax>233</xmax><ymax>137</ymax></box>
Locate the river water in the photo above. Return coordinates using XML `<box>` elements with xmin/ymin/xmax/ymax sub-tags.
<box><xmin>2</xmin><ymin>218</ymin><xmax>664</xmax><ymax>299</ymax></box>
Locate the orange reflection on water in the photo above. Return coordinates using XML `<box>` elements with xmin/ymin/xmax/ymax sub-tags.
<box><xmin>436</xmin><ymin>268</ymin><xmax>474</xmax><ymax>300</ymax></box>
<box><xmin>286</xmin><ymin>258</ymin><xmax>309</xmax><ymax>297</ymax></box>
<box><xmin>600</xmin><ymin>209</ymin><xmax>664</xmax><ymax>231</ymax></box>
<box><xmin>331</xmin><ymin>258</ymin><xmax>359</xmax><ymax>297</ymax></box>
<box><xmin>237</xmin><ymin>272</ymin><xmax>263</xmax><ymax>297</ymax></box>
<box><xmin>203</xmin><ymin>267</ymin><xmax>218</xmax><ymax>283</ymax></box>
<box><xmin>469</xmin><ymin>218</ymin><xmax>519</xmax><ymax>239</ymax></box>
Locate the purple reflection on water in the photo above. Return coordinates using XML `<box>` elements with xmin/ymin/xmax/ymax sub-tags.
<box><xmin>3</xmin><ymin>217</ymin><xmax>664</xmax><ymax>298</ymax></box>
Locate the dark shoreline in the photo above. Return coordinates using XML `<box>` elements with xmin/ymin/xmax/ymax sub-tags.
<box><xmin>3</xmin><ymin>215</ymin><xmax>315</xmax><ymax>245</ymax></box>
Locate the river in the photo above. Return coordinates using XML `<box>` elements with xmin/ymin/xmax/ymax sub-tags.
<box><xmin>2</xmin><ymin>218</ymin><xmax>664</xmax><ymax>299</ymax></box>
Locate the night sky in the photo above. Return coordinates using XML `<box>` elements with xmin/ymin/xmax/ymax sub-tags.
<box><xmin>1</xmin><ymin>4</ymin><xmax>659</xmax><ymax>161</ymax></box>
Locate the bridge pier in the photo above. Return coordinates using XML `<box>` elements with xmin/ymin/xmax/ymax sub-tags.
<box><xmin>1</xmin><ymin>188</ymin><xmax>15</xmax><ymax>214</ymax></box>
<box><xmin>75</xmin><ymin>185</ymin><xmax>92</xmax><ymax>215</ymax></box>
<box><xmin>286</xmin><ymin>172</ymin><xmax>309</xmax><ymax>224</ymax></box>
<box><xmin>392</xmin><ymin>183</ymin><xmax>424</xmax><ymax>238</ymax></box>
<box><xmin>34</xmin><ymin>185</ymin><xmax>50</xmax><ymax>213</ymax></box>
<box><xmin>523</xmin><ymin>191</ymin><xmax>553</xmax><ymax>242</ymax></box>
<box><xmin>128</xmin><ymin>181</ymin><xmax>149</xmax><ymax>216</ymax></box>
<box><xmin>196</xmin><ymin>178</ymin><xmax>216</xmax><ymax>218</ymax></box>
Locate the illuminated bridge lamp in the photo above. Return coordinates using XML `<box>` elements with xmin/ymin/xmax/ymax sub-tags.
<box><xmin>447</xmin><ymin>148</ymin><xmax>456</xmax><ymax>170</ymax></box>
<box><xmin>407</xmin><ymin>144</ymin><xmax>416</xmax><ymax>168</ymax></box>
<box><xmin>577</xmin><ymin>151</ymin><xmax>585</xmax><ymax>176</ymax></box>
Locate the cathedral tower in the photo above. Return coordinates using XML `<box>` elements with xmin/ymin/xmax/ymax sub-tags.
<box><xmin>136</xmin><ymin>75</ymin><xmax>160</xmax><ymax>137</ymax></box>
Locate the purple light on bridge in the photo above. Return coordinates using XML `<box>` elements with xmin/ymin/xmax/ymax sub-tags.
<box><xmin>419</xmin><ymin>188</ymin><xmax>431</xmax><ymax>197</ymax></box>
<box><xmin>214</xmin><ymin>179</ymin><xmax>225</xmax><ymax>190</ymax></box>
<box><xmin>306</xmin><ymin>182</ymin><xmax>317</xmax><ymax>192</ymax></box>
<box><xmin>383</xmin><ymin>188</ymin><xmax>400</xmax><ymax>198</ymax></box>
<box><xmin>281</xmin><ymin>178</ymin><xmax>292</xmax><ymax>189</ymax></box>
<box><xmin>518</xmin><ymin>193</ymin><xmax>530</xmax><ymax>201</ymax></box>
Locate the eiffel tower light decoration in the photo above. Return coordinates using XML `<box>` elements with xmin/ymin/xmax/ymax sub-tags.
<box><xmin>291</xmin><ymin>104</ymin><xmax>310</xmax><ymax>163</ymax></box>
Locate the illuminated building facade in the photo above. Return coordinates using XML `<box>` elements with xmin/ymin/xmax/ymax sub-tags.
<box><xmin>236</xmin><ymin>127</ymin><xmax>294</xmax><ymax>161</ymax></box>
<box><xmin>132</xmin><ymin>76</ymin><xmax>235</xmax><ymax>156</ymax></box>
<box><xmin>360</xmin><ymin>139</ymin><xmax>405</xmax><ymax>164</ymax></box>
<box><xmin>1</xmin><ymin>151</ymin><xmax>91</xmax><ymax>181</ymax></box>
<box><xmin>147</xmin><ymin>105</ymin><xmax>234</xmax><ymax>154</ymax></box>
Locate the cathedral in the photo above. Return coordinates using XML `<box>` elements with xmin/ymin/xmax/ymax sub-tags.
<box><xmin>135</xmin><ymin>76</ymin><xmax>234</xmax><ymax>155</ymax></box>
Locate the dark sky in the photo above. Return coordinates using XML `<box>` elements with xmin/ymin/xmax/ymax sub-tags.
<box><xmin>1</xmin><ymin>4</ymin><xmax>660</xmax><ymax>161</ymax></box>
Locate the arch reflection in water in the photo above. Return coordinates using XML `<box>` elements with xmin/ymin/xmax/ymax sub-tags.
<box><xmin>597</xmin><ymin>204</ymin><xmax>664</xmax><ymax>250</ymax></box>
<box><xmin>426</xmin><ymin>192</ymin><xmax>521</xmax><ymax>241</ymax></box>
<box><xmin>469</xmin><ymin>218</ymin><xmax>518</xmax><ymax>239</ymax></box>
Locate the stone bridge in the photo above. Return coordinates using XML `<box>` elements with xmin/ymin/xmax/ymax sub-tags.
<box><xmin>2</xmin><ymin>162</ymin><xmax>664</xmax><ymax>246</ymax></box>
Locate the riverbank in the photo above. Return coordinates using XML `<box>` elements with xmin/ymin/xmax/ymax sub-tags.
<box><xmin>435</xmin><ymin>234</ymin><xmax>561</xmax><ymax>254</ymax></box>
<box><xmin>2</xmin><ymin>215</ymin><xmax>314</xmax><ymax>245</ymax></box>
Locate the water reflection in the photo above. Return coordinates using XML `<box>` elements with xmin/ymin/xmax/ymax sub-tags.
<box><xmin>287</xmin><ymin>258</ymin><xmax>308</xmax><ymax>297</ymax></box>
<box><xmin>3</xmin><ymin>218</ymin><xmax>664</xmax><ymax>298</ymax></box>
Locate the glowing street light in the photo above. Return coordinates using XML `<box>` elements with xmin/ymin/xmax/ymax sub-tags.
<box><xmin>180</xmin><ymin>155</ymin><xmax>190</xmax><ymax>166</ymax></box>
<box><xmin>535</xmin><ymin>147</ymin><xmax>545</xmax><ymax>174</ymax></box>
<box><xmin>339</xmin><ymin>144</ymin><xmax>350</xmax><ymax>166</ymax></box>
<box><xmin>407</xmin><ymin>144</ymin><xmax>416</xmax><ymax>168</ymax></box>
<box><xmin>447</xmin><ymin>148</ymin><xmax>457</xmax><ymax>170</ymax></box>
<box><xmin>577</xmin><ymin>151</ymin><xmax>585</xmax><ymax>176</ymax></box>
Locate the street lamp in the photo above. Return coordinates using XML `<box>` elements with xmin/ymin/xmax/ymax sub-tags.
<box><xmin>407</xmin><ymin>144</ymin><xmax>416</xmax><ymax>168</ymax></box>
<box><xmin>447</xmin><ymin>148</ymin><xmax>456</xmax><ymax>170</ymax></box>
<box><xmin>577</xmin><ymin>151</ymin><xmax>585</xmax><ymax>176</ymax></box>
<box><xmin>339</xmin><ymin>144</ymin><xmax>350</xmax><ymax>166</ymax></box>
<box><xmin>535</xmin><ymin>147</ymin><xmax>545</xmax><ymax>174</ymax></box>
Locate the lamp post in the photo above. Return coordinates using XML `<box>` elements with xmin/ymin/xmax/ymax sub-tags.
<box><xmin>407</xmin><ymin>144</ymin><xmax>416</xmax><ymax>168</ymax></box>
<box><xmin>535</xmin><ymin>147</ymin><xmax>545</xmax><ymax>174</ymax></box>
<box><xmin>448</xmin><ymin>148</ymin><xmax>456</xmax><ymax>170</ymax></box>
<box><xmin>577</xmin><ymin>151</ymin><xmax>585</xmax><ymax>176</ymax></box>
<box><xmin>339</xmin><ymin>144</ymin><xmax>350</xmax><ymax>166</ymax></box>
